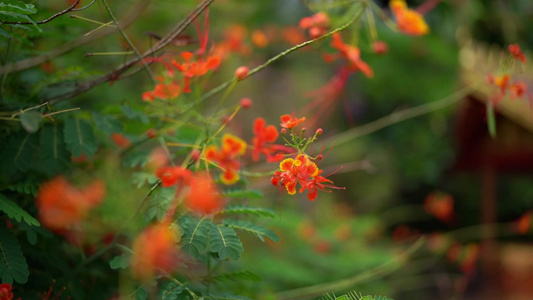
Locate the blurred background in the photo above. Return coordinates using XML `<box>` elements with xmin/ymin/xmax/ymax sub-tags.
<box><xmin>1</xmin><ymin>0</ymin><xmax>532</xmax><ymax>299</ymax></box>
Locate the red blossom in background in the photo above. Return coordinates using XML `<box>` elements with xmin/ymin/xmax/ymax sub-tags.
<box><xmin>142</xmin><ymin>78</ymin><xmax>182</xmax><ymax>102</ymax></box>
<box><xmin>0</xmin><ymin>283</ymin><xmax>13</xmax><ymax>300</ymax></box>
<box><xmin>329</xmin><ymin>33</ymin><xmax>374</xmax><ymax>78</ymax></box>
<box><xmin>36</xmin><ymin>176</ymin><xmax>106</xmax><ymax>232</ymax></box>
<box><xmin>171</xmin><ymin>52</ymin><xmax>221</xmax><ymax>93</ymax></box>
<box><xmin>514</xmin><ymin>210</ymin><xmax>531</xmax><ymax>234</ymax></box>
<box><xmin>130</xmin><ymin>222</ymin><xmax>179</xmax><ymax>281</ymax></box>
<box><xmin>372</xmin><ymin>40</ymin><xmax>389</xmax><ymax>55</ymax></box>
<box><xmin>280</xmin><ymin>114</ymin><xmax>306</xmax><ymax>129</ymax></box>
<box><xmin>111</xmin><ymin>133</ymin><xmax>131</xmax><ymax>148</ymax></box>
<box><xmin>155</xmin><ymin>166</ymin><xmax>192</xmax><ymax>187</ymax></box>
<box><xmin>299</xmin><ymin>12</ymin><xmax>329</xmax><ymax>39</ymax></box>
<box><xmin>508</xmin><ymin>44</ymin><xmax>526</xmax><ymax>63</ymax></box>
<box><xmin>185</xmin><ymin>173</ymin><xmax>224</xmax><ymax>215</ymax></box>
<box><xmin>424</xmin><ymin>191</ymin><xmax>455</xmax><ymax>224</ymax></box>
<box><xmin>390</xmin><ymin>0</ymin><xmax>429</xmax><ymax>36</ymax></box>
<box><xmin>206</xmin><ymin>134</ymin><xmax>246</xmax><ymax>184</ymax></box>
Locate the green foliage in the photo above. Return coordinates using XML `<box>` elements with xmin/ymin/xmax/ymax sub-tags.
<box><xmin>209</xmin><ymin>223</ymin><xmax>244</xmax><ymax>261</ymax></box>
<box><xmin>160</xmin><ymin>283</ymin><xmax>186</xmax><ymax>300</ymax></box>
<box><xmin>122</xmin><ymin>105</ymin><xmax>149</xmax><ymax>124</ymax></box>
<box><xmin>19</xmin><ymin>111</ymin><xmax>41</xmax><ymax>133</ymax></box>
<box><xmin>123</xmin><ymin>150</ymin><xmax>149</xmax><ymax>168</ymax></box>
<box><xmin>0</xmin><ymin>0</ymin><xmax>41</xmax><ymax>41</ymax></box>
<box><xmin>131</xmin><ymin>172</ymin><xmax>158</xmax><ymax>188</ymax></box>
<box><xmin>63</xmin><ymin>118</ymin><xmax>98</xmax><ymax>157</ymax></box>
<box><xmin>7</xmin><ymin>181</ymin><xmax>38</xmax><ymax>196</ymax></box>
<box><xmin>223</xmin><ymin>219</ymin><xmax>279</xmax><ymax>242</ymax></box>
<box><xmin>218</xmin><ymin>204</ymin><xmax>275</xmax><ymax>218</ymax></box>
<box><xmin>202</xmin><ymin>294</ymin><xmax>252</xmax><ymax>300</ymax></box>
<box><xmin>40</xmin><ymin>124</ymin><xmax>70</xmax><ymax>174</ymax></box>
<box><xmin>221</xmin><ymin>189</ymin><xmax>263</xmax><ymax>199</ymax></box>
<box><xmin>109</xmin><ymin>253</ymin><xmax>130</xmax><ymax>270</ymax></box>
<box><xmin>0</xmin><ymin>227</ymin><xmax>29</xmax><ymax>284</ymax></box>
<box><xmin>92</xmin><ymin>113</ymin><xmax>124</xmax><ymax>136</ymax></box>
<box><xmin>179</xmin><ymin>215</ymin><xmax>211</xmax><ymax>259</ymax></box>
<box><xmin>0</xmin><ymin>133</ymin><xmax>38</xmax><ymax>173</ymax></box>
<box><xmin>320</xmin><ymin>291</ymin><xmax>394</xmax><ymax>300</ymax></box>
<box><xmin>210</xmin><ymin>270</ymin><xmax>262</xmax><ymax>283</ymax></box>
<box><xmin>145</xmin><ymin>187</ymin><xmax>176</xmax><ymax>221</ymax></box>
<box><xmin>0</xmin><ymin>193</ymin><xmax>40</xmax><ymax>226</ymax></box>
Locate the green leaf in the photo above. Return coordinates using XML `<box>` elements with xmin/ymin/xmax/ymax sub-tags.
<box><xmin>122</xmin><ymin>105</ymin><xmax>148</xmax><ymax>124</ymax></box>
<box><xmin>217</xmin><ymin>204</ymin><xmax>275</xmax><ymax>218</ymax></box>
<box><xmin>160</xmin><ymin>283</ymin><xmax>186</xmax><ymax>300</ymax></box>
<box><xmin>202</xmin><ymin>294</ymin><xmax>252</xmax><ymax>300</ymax></box>
<box><xmin>179</xmin><ymin>215</ymin><xmax>211</xmax><ymax>259</ymax></box>
<box><xmin>131</xmin><ymin>172</ymin><xmax>158</xmax><ymax>189</ymax></box>
<box><xmin>7</xmin><ymin>181</ymin><xmax>38</xmax><ymax>197</ymax></box>
<box><xmin>40</xmin><ymin>124</ymin><xmax>69</xmax><ymax>174</ymax></box>
<box><xmin>210</xmin><ymin>270</ymin><xmax>261</xmax><ymax>283</ymax></box>
<box><xmin>0</xmin><ymin>1</ymin><xmax>37</xmax><ymax>15</ymax></box>
<box><xmin>0</xmin><ymin>27</ymin><xmax>10</xmax><ymax>38</ymax></box>
<box><xmin>487</xmin><ymin>102</ymin><xmax>496</xmax><ymax>138</ymax></box>
<box><xmin>0</xmin><ymin>227</ymin><xmax>30</xmax><ymax>284</ymax></box>
<box><xmin>19</xmin><ymin>111</ymin><xmax>41</xmax><ymax>133</ymax></box>
<box><xmin>109</xmin><ymin>253</ymin><xmax>130</xmax><ymax>270</ymax></box>
<box><xmin>64</xmin><ymin>118</ymin><xmax>98</xmax><ymax>157</ymax></box>
<box><xmin>223</xmin><ymin>219</ymin><xmax>279</xmax><ymax>242</ymax></box>
<box><xmin>92</xmin><ymin>113</ymin><xmax>123</xmax><ymax>136</ymax></box>
<box><xmin>123</xmin><ymin>150</ymin><xmax>149</xmax><ymax>168</ymax></box>
<box><xmin>0</xmin><ymin>194</ymin><xmax>40</xmax><ymax>227</ymax></box>
<box><xmin>0</xmin><ymin>133</ymin><xmax>38</xmax><ymax>173</ymax></box>
<box><xmin>221</xmin><ymin>189</ymin><xmax>263</xmax><ymax>199</ymax></box>
<box><xmin>145</xmin><ymin>187</ymin><xmax>176</xmax><ymax>222</ymax></box>
<box><xmin>208</xmin><ymin>224</ymin><xmax>243</xmax><ymax>260</ymax></box>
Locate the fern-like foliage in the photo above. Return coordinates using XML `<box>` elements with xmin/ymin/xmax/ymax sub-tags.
<box><xmin>0</xmin><ymin>193</ymin><xmax>40</xmax><ymax>226</ymax></box>
<box><xmin>92</xmin><ymin>113</ymin><xmax>124</xmax><ymax>136</ymax></box>
<box><xmin>0</xmin><ymin>133</ymin><xmax>38</xmax><ymax>174</ymax></box>
<box><xmin>0</xmin><ymin>0</ymin><xmax>40</xmax><ymax>39</ymax></box>
<box><xmin>0</xmin><ymin>227</ymin><xmax>29</xmax><ymax>284</ymax></box>
<box><xmin>7</xmin><ymin>181</ymin><xmax>39</xmax><ymax>196</ymax></box>
<box><xmin>209</xmin><ymin>270</ymin><xmax>262</xmax><ymax>284</ymax></box>
<box><xmin>160</xmin><ymin>282</ymin><xmax>186</xmax><ymax>300</ymax></box>
<box><xmin>40</xmin><ymin>124</ymin><xmax>69</xmax><ymax>174</ymax></box>
<box><xmin>179</xmin><ymin>215</ymin><xmax>211</xmax><ymax>259</ymax></box>
<box><xmin>202</xmin><ymin>294</ymin><xmax>252</xmax><ymax>300</ymax></box>
<box><xmin>63</xmin><ymin>118</ymin><xmax>98</xmax><ymax>157</ymax></box>
<box><xmin>209</xmin><ymin>223</ymin><xmax>244</xmax><ymax>260</ymax></box>
<box><xmin>223</xmin><ymin>219</ymin><xmax>279</xmax><ymax>242</ymax></box>
<box><xmin>144</xmin><ymin>187</ymin><xmax>176</xmax><ymax>221</ymax></box>
<box><xmin>221</xmin><ymin>189</ymin><xmax>263</xmax><ymax>199</ymax></box>
<box><xmin>320</xmin><ymin>291</ymin><xmax>393</xmax><ymax>300</ymax></box>
<box><xmin>217</xmin><ymin>205</ymin><xmax>275</xmax><ymax>218</ymax></box>
<box><xmin>109</xmin><ymin>253</ymin><xmax>130</xmax><ymax>270</ymax></box>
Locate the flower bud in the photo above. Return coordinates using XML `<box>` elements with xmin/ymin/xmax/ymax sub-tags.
<box><xmin>239</xmin><ymin>97</ymin><xmax>252</xmax><ymax>109</ymax></box>
<box><xmin>315</xmin><ymin>128</ymin><xmax>323</xmax><ymax>135</ymax></box>
<box><xmin>235</xmin><ymin>66</ymin><xmax>249</xmax><ymax>80</ymax></box>
<box><xmin>281</xmin><ymin>128</ymin><xmax>287</xmax><ymax>135</ymax></box>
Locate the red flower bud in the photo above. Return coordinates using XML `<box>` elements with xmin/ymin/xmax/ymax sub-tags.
<box><xmin>281</xmin><ymin>128</ymin><xmax>287</xmax><ymax>135</ymax></box>
<box><xmin>315</xmin><ymin>128</ymin><xmax>323</xmax><ymax>135</ymax></box>
<box><xmin>372</xmin><ymin>41</ymin><xmax>388</xmax><ymax>54</ymax></box>
<box><xmin>191</xmin><ymin>149</ymin><xmax>201</xmax><ymax>162</ymax></box>
<box><xmin>235</xmin><ymin>66</ymin><xmax>249</xmax><ymax>80</ymax></box>
<box><xmin>240</xmin><ymin>97</ymin><xmax>252</xmax><ymax>109</ymax></box>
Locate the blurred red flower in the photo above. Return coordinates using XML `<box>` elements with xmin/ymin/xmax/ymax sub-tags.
<box><xmin>329</xmin><ymin>33</ymin><xmax>374</xmax><ymax>78</ymax></box>
<box><xmin>390</xmin><ymin>0</ymin><xmax>429</xmax><ymax>36</ymax></box>
<box><xmin>424</xmin><ymin>191</ymin><xmax>455</xmax><ymax>224</ymax></box>
<box><xmin>155</xmin><ymin>166</ymin><xmax>192</xmax><ymax>187</ymax></box>
<box><xmin>185</xmin><ymin>173</ymin><xmax>224</xmax><ymax>215</ymax></box>
<box><xmin>508</xmin><ymin>44</ymin><xmax>526</xmax><ymax>63</ymax></box>
<box><xmin>206</xmin><ymin>134</ymin><xmax>246</xmax><ymax>184</ymax></box>
<box><xmin>280</xmin><ymin>114</ymin><xmax>306</xmax><ymax>129</ymax></box>
<box><xmin>0</xmin><ymin>283</ymin><xmax>13</xmax><ymax>300</ymax></box>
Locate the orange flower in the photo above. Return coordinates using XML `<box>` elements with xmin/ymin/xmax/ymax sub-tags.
<box><xmin>299</xmin><ymin>12</ymin><xmax>329</xmax><ymax>38</ymax></box>
<box><xmin>508</xmin><ymin>44</ymin><xmax>526</xmax><ymax>63</ymax></box>
<box><xmin>252</xmin><ymin>117</ymin><xmax>291</xmax><ymax>162</ymax></box>
<box><xmin>130</xmin><ymin>222</ymin><xmax>179</xmax><ymax>281</ymax></box>
<box><xmin>185</xmin><ymin>173</ymin><xmax>224</xmax><ymax>215</ymax></box>
<box><xmin>251</xmin><ymin>29</ymin><xmax>269</xmax><ymax>48</ymax></box>
<box><xmin>171</xmin><ymin>52</ymin><xmax>221</xmax><ymax>93</ymax></box>
<box><xmin>390</xmin><ymin>0</ymin><xmax>429</xmax><ymax>36</ymax></box>
<box><xmin>111</xmin><ymin>133</ymin><xmax>131</xmax><ymax>148</ymax></box>
<box><xmin>205</xmin><ymin>134</ymin><xmax>246</xmax><ymax>184</ymax></box>
<box><xmin>282</xmin><ymin>26</ymin><xmax>306</xmax><ymax>46</ymax></box>
<box><xmin>36</xmin><ymin>176</ymin><xmax>106</xmax><ymax>231</ymax></box>
<box><xmin>213</xmin><ymin>24</ymin><xmax>251</xmax><ymax>59</ymax></box>
<box><xmin>424</xmin><ymin>191</ymin><xmax>454</xmax><ymax>224</ymax></box>
<box><xmin>330</xmin><ymin>33</ymin><xmax>374</xmax><ymax>78</ymax></box>
<box><xmin>155</xmin><ymin>166</ymin><xmax>192</xmax><ymax>187</ymax></box>
<box><xmin>280</xmin><ymin>114</ymin><xmax>306</xmax><ymax>129</ymax></box>
<box><xmin>142</xmin><ymin>79</ymin><xmax>182</xmax><ymax>102</ymax></box>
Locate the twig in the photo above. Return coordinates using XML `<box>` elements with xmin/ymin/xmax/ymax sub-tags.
<box><xmin>41</xmin><ymin>0</ymin><xmax>216</xmax><ymax>104</ymax></box>
<box><xmin>0</xmin><ymin>0</ymin><xmax>149</xmax><ymax>75</ymax></box>
<box><xmin>72</xmin><ymin>0</ymin><xmax>97</xmax><ymax>12</ymax></box>
<box><xmin>1</xmin><ymin>0</ymin><xmax>80</xmax><ymax>25</ymax></box>
<box><xmin>276</xmin><ymin>237</ymin><xmax>425</xmax><ymax>300</ymax></box>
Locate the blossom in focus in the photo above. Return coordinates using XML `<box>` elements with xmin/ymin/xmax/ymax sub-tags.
<box><xmin>205</xmin><ymin>134</ymin><xmax>246</xmax><ymax>184</ymax></box>
<box><xmin>390</xmin><ymin>0</ymin><xmax>429</xmax><ymax>36</ymax></box>
<box><xmin>329</xmin><ymin>33</ymin><xmax>374</xmax><ymax>78</ymax></box>
<box><xmin>36</xmin><ymin>176</ymin><xmax>106</xmax><ymax>231</ymax></box>
<box><xmin>171</xmin><ymin>52</ymin><xmax>221</xmax><ymax>93</ymax></box>
<box><xmin>252</xmin><ymin>118</ymin><xmax>290</xmax><ymax>162</ymax></box>
<box><xmin>508</xmin><ymin>44</ymin><xmax>526</xmax><ymax>63</ymax></box>
<box><xmin>280</xmin><ymin>114</ymin><xmax>306</xmax><ymax>129</ymax></box>
<box><xmin>130</xmin><ymin>222</ymin><xmax>179</xmax><ymax>281</ymax></box>
<box><xmin>272</xmin><ymin>154</ymin><xmax>342</xmax><ymax>201</ymax></box>
<box><xmin>185</xmin><ymin>173</ymin><xmax>224</xmax><ymax>215</ymax></box>
<box><xmin>424</xmin><ymin>191</ymin><xmax>454</xmax><ymax>224</ymax></box>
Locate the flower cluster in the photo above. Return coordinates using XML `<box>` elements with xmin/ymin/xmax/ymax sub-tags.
<box><xmin>299</xmin><ymin>12</ymin><xmax>330</xmax><ymax>39</ymax></box>
<box><xmin>205</xmin><ymin>134</ymin><xmax>247</xmax><ymax>184</ymax></box>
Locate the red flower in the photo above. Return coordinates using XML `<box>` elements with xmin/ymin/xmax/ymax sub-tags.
<box><xmin>185</xmin><ymin>173</ymin><xmax>224</xmax><ymax>215</ymax></box>
<box><xmin>508</xmin><ymin>44</ymin><xmax>526</xmax><ymax>63</ymax></box>
<box><xmin>252</xmin><ymin>118</ymin><xmax>289</xmax><ymax>162</ymax></box>
<box><xmin>372</xmin><ymin>40</ymin><xmax>389</xmax><ymax>54</ymax></box>
<box><xmin>0</xmin><ymin>283</ymin><xmax>13</xmax><ymax>300</ymax></box>
<box><xmin>330</xmin><ymin>33</ymin><xmax>374</xmax><ymax>78</ymax></box>
<box><xmin>155</xmin><ymin>166</ymin><xmax>192</xmax><ymax>187</ymax></box>
<box><xmin>171</xmin><ymin>52</ymin><xmax>221</xmax><ymax>92</ymax></box>
<box><xmin>142</xmin><ymin>79</ymin><xmax>182</xmax><ymax>102</ymax></box>
<box><xmin>205</xmin><ymin>134</ymin><xmax>246</xmax><ymax>184</ymax></box>
<box><xmin>131</xmin><ymin>222</ymin><xmax>179</xmax><ymax>281</ymax></box>
<box><xmin>299</xmin><ymin>12</ymin><xmax>329</xmax><ymax>38</ymax></box>
<box><xmin>390</xmin><ymin>0</ymin><xmax>429</xmax><ymax>36</ymax></box>
<box><xmin>280</xmin><ymin>114</ymin><xmax>306</xmax><ymax>129</ymax></box>
<box><xmin>111</xmin><ymin>133</ymin><xmax>131</xmax><ymax>148</ymax></box>
<box><xmin>514</xmin><ymin>211</ymin><xmax>531</xmax><ymax>234</ymax></box>
<box><xmin>36</xmin><ymin>176</ymin><xmax>106</xmax><ymax>232</ymax></box>
<box><xmin>424</xmin><ymin>191</ymin><xmax>454</xmax><ymax>224</ymax></box>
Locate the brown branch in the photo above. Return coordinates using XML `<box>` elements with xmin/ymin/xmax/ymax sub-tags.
<box><xmin>0</xmin><ymin>0</ymin><xmax>149</xmax><ymax>75</ymax></box>
<box><xmin>41</xmin><ymin>0</ymin><xmax>216</xmax><ymax>104</ymax></box>
<box><xmin>1</xmin><ymin>0</ymin><xmax>80</xmax><ymax>25</ymax></box>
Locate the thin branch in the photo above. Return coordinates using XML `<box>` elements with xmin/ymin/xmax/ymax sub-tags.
<box><xmin>1</xmin><ymin>0</ymin><xmax>80</xmax><ymax>25</ymax></box>
<box><xmin>72</xmin><ymin>0</ymin><xmax>97</xmax><ymax>12</ymax></box>
<box><xmin>41</xmin><ymin>0</ymin><xmax>216</xmax><ymax>104</ymax></box>
<box><xmin>0</xmin><ymin>0</ymin><xmax>149</xmax><ymax>75</ymax></box>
